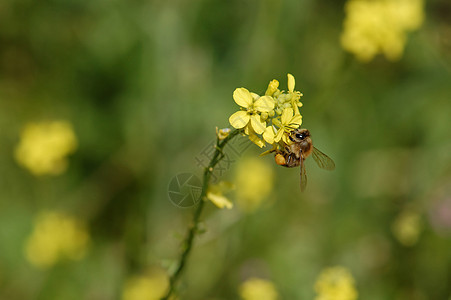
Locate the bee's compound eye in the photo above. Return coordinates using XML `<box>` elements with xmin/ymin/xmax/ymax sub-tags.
<box><xmin>295</xmin><ymin>133</ymin><xmax>305</xmax><ymax>140</ymax></box>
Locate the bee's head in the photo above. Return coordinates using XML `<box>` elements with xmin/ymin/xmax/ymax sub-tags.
<box><xmin>289</xmin><ymin>128</ymin><xmax>310</xmax><ymax>143</ymax></box>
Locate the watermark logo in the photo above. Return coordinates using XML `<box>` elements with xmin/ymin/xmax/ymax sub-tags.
<box><xmin>168</xmin><ymin>173</ymin><xmax>202</xmax><ymax>208</ymax></box>
<box><xmin>168</xmin><ymin>134</ymin><xmax>252</xmax><ymax>208</ymax></box>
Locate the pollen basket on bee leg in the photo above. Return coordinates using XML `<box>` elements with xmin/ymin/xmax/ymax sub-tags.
<box><xmin>275</xmin><ymin>153</ymin><xmax>286</xmax><ymax>166</ymax></box>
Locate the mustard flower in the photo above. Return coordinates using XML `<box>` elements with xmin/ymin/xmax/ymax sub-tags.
<box><xmin>229</xmin><ymin>88</ymin><xmax>275</xmax><ymax>134</ymax></box>
<box><xmin>228</xmin><ymin>74</ymin><xmax>304</xmax><ymax>150</ymax></box>
<box><xmin>392</xmin><ymin>209</ymin><xmax>422</xmax><ymax>246</ymax></box>
<box><xmin>239</xmin><ymin>278</ymin><xmax>279</xmax><ymax>300</ymax></box>
<box><xmin>206</xmin><ymin>181</ymin><xmax>234</xmax><ymax>209</ymax></box>
<box><xmin>341</xmin><ymin>0</ymin><xmax>424</xmax><ymax>62</ymax></box>
<box><xmin>287</xmin><ymin>73</ymin><xmax>303</xmax><ymax>115</ymax></box>
<box><xmin>265</xmin><ymin>79</ymin><xmax>279</xmax><ymax>96</ymax></box>
<box><xmin>273</xmin><ymin>108</ymin><xmax>302</xmax><ymax>144</ymax></box>
<box><xmin>25</xmin><ymin>211</ymin><xmax>89</xmax><ymax>268</ymax></box>
<box><xmin>122</xmin><ymin>268</ymin><xmax>169</xmax><ymax>300</ymax></box>
<box><xmin>314</xmin><ymin>266</ymin><xmax>358</xmax><ymax>300</ymax></box>
<box><xmin>15</xmin><ymin>120</ymin><xmax>77</xmax><ymax>175</ymax></box>
<box><xmin>216</xmin><ymin>127</ymin><xmax>231</xmax><ymax>140</ymax></box>
<box><xmin>235</xmin><ymin>157</ymin><xmax>273</xmax><ymax>212</ymax></box>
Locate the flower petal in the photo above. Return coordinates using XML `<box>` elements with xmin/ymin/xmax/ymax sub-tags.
<box><xmin>282</xmin><ymin>133</ymin><xmax>290</xmax><ymax>144</ymax></box>
<box><xmin>233</xmin><ymin>88</ymin><xmax>253</xmax><ymax>108</ymax></box>
<box><xmin>254</xmin><ymin>96</ymin><xmax>275</xmax><ymax>112</ymax></box>
<box><xmin>290</xmin><ymin>114</ymin><xmax>302</xmax><ymax>126</ymax></box>
<box><xmin>229</xmin><ymin>111</ymin><xmax>250</xmax><ymax>129</ymax></box>
<box><xmin>281</xmin><ymin>108</ymin><xmax>294</xmax><ymax>124</ymax></box>
<box><xmin>287</xmin><ymin>73</ymin><xmax>295</xmax><ymax>92</ymax></box>
<box><xmin>248</xmin><ymin>133</ymin><xmax>265</xmax><ymax>148</ymax></box>
<box><xmin>251</xmin><ymin>92</ymin><xmax>260</xmax><ymax>101</ymax></box>
<box><xmin>263</xmin><ymin>126</ymin><xmax>275</xmax><ymax>144</ymax></box>
<box><xmin>206</xmin><ymin>191</ymin><xmax>233</xmax><ymax>209</ymax></box>
<box><xmin>274</xmin><ymin>128</ymin><xmax>284</xmax><ymax>142</ymax></box>
<box><xmin>250</xmin><ymin>115</ymin><xmax>266</xmax><ymax>134</ymax></box>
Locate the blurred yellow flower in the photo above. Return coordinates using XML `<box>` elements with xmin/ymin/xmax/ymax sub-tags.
<box><xmin>25</xmin><ymin>211</ymin><xmax>89</xmax><ymax>268</ymax></box>
<box><xmin>122</xmin><ymin>268</ymin><xmax>169</xmax><ymax>300</ymax></box>
<box><xmin>314</xmin><ymin>266</ymin><xmax>358</xmax><ymax>300</ymax></box>
<box><xmin>235</xmin><ymin>157</ymin><xmax>273</xmax><ymax>212</ymax></box>
<box><xmin>15</xmin><ymin>121</ymin><xmax>78</xmax><ymax>175</ymax></box>
<box><xmin>341</xmin><ymin>0</ymin><xmax>424</xmax><ymax>62</ymax></box>
<box><xmin>206</xmin><ymin>181</ymin><xmax>234</xmax><ymax>209</ymax></box>
<box><xmin>392</xmin><ymin>209</ymin><xmax>422</xmax><ymax>246</ymax></box>
<box><xmin>229</xmin><ymin>88</ymin><xmax>275</xmax><ymax>134</ymax></box>
<box><xmin>239</xmin><ymin>278</ymin><xmax>279</xmax><ymax>300</ymax></box>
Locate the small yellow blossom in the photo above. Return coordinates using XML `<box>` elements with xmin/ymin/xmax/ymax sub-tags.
<box><xmin>15</xmin><ymin>121</ymin><xmax>77</xmax><ymax>175</ymax></box>
<box><xmin>273</xmin><ymin>108</ymin><xmax>302</xmax><ymax>144</ymax></box>
<box><xmin>314</xmin><ymin>266</ymin><xmax>358</xmax><ymax>300</ymax></box>
<box><xmin>341</xmin><ymin>0</ymin><xmax>424</xmax><ymax>62</ymax></box>
<box><xmin>122</xmin><ymin>268</ymin><xmax>169</xmax><ymax>300</ymax></box>
<box><xmin>265</xmin><ymin>80</ymin><xmax>279</xmax><ymax>96</ymax></box>
<box><xmin>392</xmin><ymin>209</ymin><xmax>422</xmax><ymax>246</ymax></box>
<box><xmin>239</xmin><ymin>278</ymin><xmax>279</xmax><ymax>300</ymax></box>
<box><xmin>229</xmin><ymin>88</ymin><xmax>275</xmax><ymax>134</ymax></box>
<box><xmin>206</xmin><ymin>181</ymin><xmax>234</xmax><ymax>209</ymax></box>
<box><xmin>287</xmin><ymin>73</ymin><xmax>303</xmax><ymax>115</ymax></box>
<box><xmin>216</xmin><ymin>127</ymin><xmax>231</xmax><ymax>140</ymax></box>
<box><xmin>235</xmin><ymin>158</ymin><xmax>273</xmax><ymax>212</ymax></box>
<box><xmin>25</xmin><ymin>211</ymin><xmax>89</xmax><ymax>268</ymax></box>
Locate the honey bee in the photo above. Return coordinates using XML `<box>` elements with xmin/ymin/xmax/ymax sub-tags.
<box><xmin>273</xmin><ymin>128</ymin><xmax>335</xmax><ymax>191</ymax></box>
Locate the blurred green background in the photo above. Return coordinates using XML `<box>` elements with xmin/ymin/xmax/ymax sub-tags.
<box><xmin>1</xmin><ymin>0</ymin><xmax>451</xmax><ymax>299</ymax></box>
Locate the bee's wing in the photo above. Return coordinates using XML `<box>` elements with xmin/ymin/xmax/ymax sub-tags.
<box><xmin>312</xmin><ymin>147</ymin><xmax>335</xmax><ymax>171</ymax></box>
<box><xmin>300</xmin><ymin>151</ymin><xmax>307</xmax><ymax>192</ymax></box>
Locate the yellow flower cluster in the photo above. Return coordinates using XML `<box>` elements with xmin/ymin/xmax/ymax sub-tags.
<box><xmin>341</xmin><ymin>0</ymin><xmax>424</xmax><ymax>62</ymax></box>
<box><xmin>122</xmin><ymin>268</ymin><xmax>169</xmax><ymax>300</ymax></box>
<box><xmin>15</xmin><ymin>121</ymin><xmax>78</xmax><ymax>175</ymax></box>
<box><xmin>235</xmin><ymin>157</ymin><xmax>273</xmax><ymax>212</ymax></box>
<box><xmin>239</xmin><ymin>278</ymin><xmax>279</xmax><ymax>300</ymax></box>
<box><xmin>392</xmin><ymin>209</ymin><xmax>422</xmax><ymax>246</ymax></box>
<box><xmin>25</xmin><ymin>211</ymin><xmax>89</xmax><ymax>268</ymax></box>
<box><xmin>229</xmin><ymin>74</ymin><xmax>303</xmax><ymax>148</ymax></box>
<box><xmin>314</xmin><ymin>266</ymin><xmax>358</xmax><ymax>300</ymax></box>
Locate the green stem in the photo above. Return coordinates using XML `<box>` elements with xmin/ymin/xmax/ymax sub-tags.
<box><xmin>162</xmin><ymin>129</ymin><xmax>240</xmax><ymax>300</ymax></box>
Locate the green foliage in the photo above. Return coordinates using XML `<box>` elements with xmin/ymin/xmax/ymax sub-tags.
<box><xmin>0</xmin><ymin>0</ymin><xmax>451</xmax><ymax>299</ymax></box>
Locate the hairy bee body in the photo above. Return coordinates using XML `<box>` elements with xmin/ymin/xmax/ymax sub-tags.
<box><xmin>273</xmin><ymin>128</ymin><xmax>335</xmax><ymax>191</ymax></box>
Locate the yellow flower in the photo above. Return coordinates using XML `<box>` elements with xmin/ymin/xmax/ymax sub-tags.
<box><xmin>392</xmin><ymin>209</ymin><xmax>422</xmax><ymax>246</ymax></box>
<box><xmin>216</xmin><ymin>127</ymin><xmax>231</xmax><ymax>140</ymax></box>
<box><xmin>229</xmin><ymin>88</ymin><xmax>275</xmax><ymax>134</ymax></box>
<box><xmin>239</xmin><ymin>278</ymin><xmax>279</xmax><ymax>300</ymax></box>
<box><xmin>273</xmin><ymin>108</ymin><xmax>302</xmax><ymax>143</ymax></box>
<box><xmin>235</xmin><ymin>157</ymin><xmax>273</xmax><ymax>212</ymax></box>
<box><xmin>340</xmin><ymin>0</ymin><xmax>424</xmax><ymax>62</ymax></box>
<box><xmin>265</xmin><ymin>79</ymin><xmax>279</xmax><ymax>96</ymax></box>
<box><xmin>25</xmin><ymin>211</ymin><xmax>89</xmax><ymax>268</ymax></box>
<box><xmin>314</xmin><ymin>266</ymin><xmax>358</xmax><ymax>300</ymax></box>
<box><xmin>206</xmin><ymin>181</ymin><xmax>234</xmax><ymax>209</ymax></box>
<box><xmin>229</xmin><ymin>74</ymin><xmax>303</xmax><ymax>150</ymax></box>
<box><xmin>15</xmin><ymin>121</ymin><xmax>77</xmax><ymax>175</ymax></box>
<box><xmin>122</xmin><ymin>268</ymin><xmax>169</xmax><ymax>300</ymax></box>
<box><xmin>287</xmin><ymin>73</ymin><xmax>303</xmax><ymax>114</ymax></box>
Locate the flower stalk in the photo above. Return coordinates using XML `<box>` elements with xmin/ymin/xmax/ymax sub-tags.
<box><xmin>162</xmin><ymin>129</ymin><xmax>240</xmax><ymax>300</ymax></box>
